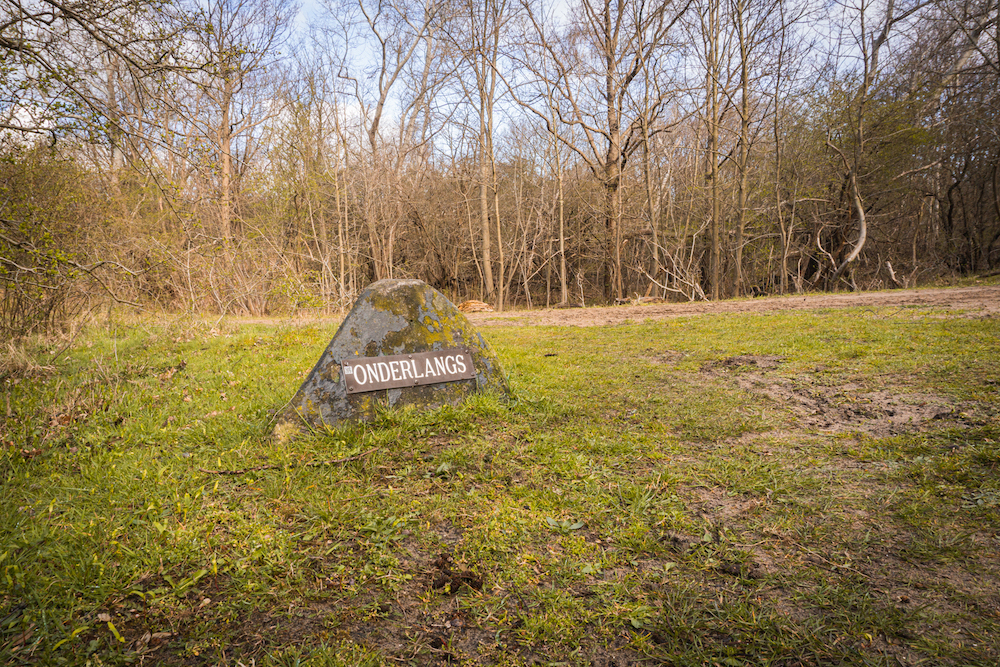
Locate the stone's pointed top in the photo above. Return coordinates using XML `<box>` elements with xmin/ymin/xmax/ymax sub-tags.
<box><xmin>274</xmin><ymin>279</ymin><xmax>509</xmax><ymax>440</ymax></box>
<box><xmin>369</xmin><ymin>278</ymin><xmax>425</xmax><ymax>291</ymax></box>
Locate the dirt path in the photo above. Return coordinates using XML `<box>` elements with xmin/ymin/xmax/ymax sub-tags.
<box><xmin>465</xmin><ymin>285</ymin><xmax>1000</xmax><ymax>327</ymax></box>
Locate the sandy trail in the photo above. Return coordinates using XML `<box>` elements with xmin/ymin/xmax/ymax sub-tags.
<box><xmin>464</xmin><ymin>285</ymin><xmax>1000</xmax><ymax>327</ymax></box>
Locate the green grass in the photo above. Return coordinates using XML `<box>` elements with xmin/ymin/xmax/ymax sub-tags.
<box><xmin>2</xmin><ymin>307</ymin><xmax>999</xmax><ymax>665</ymax></box>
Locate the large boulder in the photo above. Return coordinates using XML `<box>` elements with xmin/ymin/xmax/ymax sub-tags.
<box><xmin>274</xmin><ymin>279</ymin><xmax>509</xmax><ymax>439</ymax></box>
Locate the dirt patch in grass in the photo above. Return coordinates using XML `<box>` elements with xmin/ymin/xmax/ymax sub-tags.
<box><xmin>291</xmin><ymin>542</ymin><xmax>653</xmax><ymax>667</ymax></box>
<box><xmin>700</xmin><ymin>353</ymin><xmax>994</xmax><ymax>438</ymax></box>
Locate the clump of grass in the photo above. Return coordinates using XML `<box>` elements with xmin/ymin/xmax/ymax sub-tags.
<box><xmin>0</xmin><ymin>341</ymin><xmax>55</xmax><ymax>383</ymax></box>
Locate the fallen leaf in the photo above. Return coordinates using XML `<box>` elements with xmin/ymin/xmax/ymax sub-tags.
<box><xmin>135</xmin><ymin>631</ymin><xmax>152</xmax><ymax>651</ymax></box>
<box><xmin>149</xmin><ymin>631</ymin><xmax>175</xmax><ymax>645</ymax></box>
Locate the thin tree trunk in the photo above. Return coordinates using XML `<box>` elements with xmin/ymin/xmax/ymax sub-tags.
<box><xmin>642</xmin><ymin>117</ymin><xmax>661</xmax><ymax>294</ymax></box>
<box><xmin>494</xmin><ymin>180</ymin><xmax>505</xmax><ymax>311</ymax></box>
<box><xmin>334</xmin><ymin>167</ymin><xmax>347</xmax><ymax>310</ymax></box>
<box><xmin>557</xmin><ymin>170</ymin><xmax>568</xmax><ymax>304</ymax></box>
<box><xmin>706</xmin><ymin>0</ymin><xmax>721</xmax><ymax>300</ymax></box>
<box><xmin>734</xmin><ymin>0</ymin><xmax>749</xmax><ymax>297</ymax></box>
<box><xmin>480</xmin><ymin>112</ymin><xmax>495</xmax><ymax>301</ymax></box>
<box><xmin>603</xmin><ymin>2</ymin><xmax>623</xmax><ymax>302</ymax></box>
<box><xmin>774</xmin><ymin>7</ymin><xmax>788</xmax><ymax>295</ymax></box>
<box><xmin>220</xmin><ymin>79</ymin><xmax>234</xmax><ymax>246</ymax></box>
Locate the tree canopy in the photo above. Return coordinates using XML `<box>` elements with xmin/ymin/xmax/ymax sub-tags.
<box><xmin>2</xmin><ymin>0</ymin><xmax>999</xmax><ymax>335</ymax></box>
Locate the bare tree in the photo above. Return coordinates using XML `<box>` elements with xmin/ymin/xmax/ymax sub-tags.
<box><xmin>322</xmin><ymin>0</ymin><xmax>443</xmax><ymax>281</ymax></box>
<box><xmin>826</xmin><ymin>0</ymin><xmax>932</xmax><ymax>286</ymax></box>
<box><xmin>0</xmin><ymin>0</ymin><xmax>185</xmax><ymax>136</ymax></box>
<box><xmin>0</xmin><ymin>0</ymin><xmax>190</xmax><ymax>334</ymax></box>
<box><xmin>183</xmin><ymin>0</ymin><xmax>293</xmax><ymax>246</ymax></box>
<box><xmin>729</xmin><ymin>0</ymin><xmax>781</xmax><ymax>295</ymax></box>
<box><xmin>697</xmin><ymin>0</ymin><xmax>725</xmax><ymax>299</ymax></box>
<box><xmin>517</xmin><ymin>0</ymin><xmax>690</xmax><ymax>302</ymax></box>
<box><xmin>445</xmin><ymin>0</ymin><xmax>515</xmax><ymax>308</ymax></box>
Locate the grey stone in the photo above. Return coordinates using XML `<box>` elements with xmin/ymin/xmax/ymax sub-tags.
<box><xmin>274</xmin><ymin>279</ymin><xmax>509</xmax><ymax>439</ymax></box>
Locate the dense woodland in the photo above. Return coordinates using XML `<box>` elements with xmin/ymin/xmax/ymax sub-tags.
<box><xmin>1</xmin><ymin>0</ymin><xmax>998</xmax><ymax>336</ymax></box>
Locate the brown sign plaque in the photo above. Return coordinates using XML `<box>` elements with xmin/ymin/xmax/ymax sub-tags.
<box><xmin>342</xmin><ymin>348</ymin><xmax>477</xmax><ymax>394</ymax></box>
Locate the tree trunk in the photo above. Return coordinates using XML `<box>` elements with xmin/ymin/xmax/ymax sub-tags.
<box><xmin>734</xmin><ymin>0</ymin><xmax>749</xmax><ymax>297</ymax></box>
<box><xmin>479</xmin><ymin>105</ymin><xmax>495</xmax><ymax>301</ymax></box>
<box><xmin>706</xmin><ymin>0</ymin><xmax>721</xmax><ymax>300</ymax></box>
<box><xmin>774</xmin><ymin>4</ymin><xmax>788</xmax><ymax>295</ymax></box>
<box><xmin>220</xmin><ymin>78</ymin><xmax>234</xmax><ymax>246</ymax></box>
<box><xmin>642</xmin><ymin>117</ymin><xmax>661</xmax><ymax>293</ymax></box>
<box><xmin>557</xmin><ymin>149</ymin><xmax>568</xmax><ymax>304</ymax></box>
<box><xmin>604</xmin><ymin>3</ymin><xmax>623</xmax><ymax>302</ymax></box>
<box><xmin>494</xmin><ymin>177</ymin><xmax>505</xmax><ymax>311</ymax></box>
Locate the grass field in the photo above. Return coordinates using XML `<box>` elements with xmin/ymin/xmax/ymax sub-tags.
<box><xmin>2</xmin><ymin>305</ymin><xmax>999</xmax><ymax>665</ymax></box>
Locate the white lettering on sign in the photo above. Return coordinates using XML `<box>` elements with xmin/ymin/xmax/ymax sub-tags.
<box><xmin>342</xmin><ymin>349</ymin><xmax>477</xmax><ymax>394</ymax></box>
